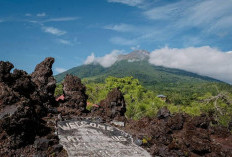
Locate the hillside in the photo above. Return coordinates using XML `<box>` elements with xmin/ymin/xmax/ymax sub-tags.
<box><xmin>55</xmin><ymin>60</ymin><xmax>220</xmax><ymax>83</ymax></box>
<box><xmin>55</xmin><ymin>50</ymin><xmax>232</xmax><ymax>105</ymax></box>
<box><xmin>55</xmin><ymin>52</ymin><xmax>221</xmax><ymax>84</ymax></box>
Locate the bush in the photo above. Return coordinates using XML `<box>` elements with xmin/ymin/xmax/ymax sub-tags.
<box><xmin>84</xmin><ymin>76</ymin><xmax>232</xmax><ymax>127</ymax></box>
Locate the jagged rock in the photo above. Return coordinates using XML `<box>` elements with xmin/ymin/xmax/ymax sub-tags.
<box><xmin>167</xmin><ymin>113</ymin><xmax>185</xmax><ymax>130</ymax></box>
<box><xmin>0</xmin><ymin>61</ymin><xmax>14</xmax><ymax>83</ymax></box>
<box><xmin>31</xmin><ymin>57</ymin><xmax>56</xmax><ymax>107</ymax></box>
<box><xmin>91</xmin><ymin>88</ymin><xmax>126</xmax><ymax>122</ymax></box>
<box><xmin>157</xmin><ymin>106</ymin><xmax>170</xmax><ymax>119</ymax></box>
<box><xmin>124</xmin><ymin>113</ymin><xmax>232</xmax><ymax>157</ymax></box>
<box><xmin>62</xmin><ymin>74</ymin><xmax>86</xmax><ymax>99</ymax></box>
<box><xmin>0</xmin><ymin>58</ymin><xmax>56</xmax><ymax>150</ymax></box>
<box><xmin>0</xmin><ymin>58</ymin><xmax>67</xmax><ymax>156</ymax></box>
<box><xmin>0</xmin><ymin>100</ymin><xmax>40</xmax><ymax>148</ymax></box>
<box><xmin>0</xmin><ymin>82</ymin><xmax>19</xmax><ymax>109</ymax></box>
<box><xmin>58</xmin><ymin>74</ymin><xmax>88</xmax><ymax>115</ymax></box>
<box><xmin>192</xmin><ymin>114</ymin><xmax>210</xmax><ymax>129</ymax></box>
<box><xmin>185</xmin><ymin>129</ymin><xmax>211</xmax><ymax>154</ymax></box>
<box><xmin>211</xmin><ymin>126</ymin><xmax>231</xmax><ymax>138</ymax></box>
<box><xmin>34</xmin><ymin>138</ymin><xmax>50</xmax><ymax>151</ymax></box>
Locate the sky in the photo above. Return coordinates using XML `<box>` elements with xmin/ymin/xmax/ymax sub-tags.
<box><xmin>0</xmin><ymin>0</ymin><xmax>232</xmax><ymax>83</ymax></box>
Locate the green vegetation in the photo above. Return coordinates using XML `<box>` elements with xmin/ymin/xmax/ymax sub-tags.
<box><xmin>84</xmin><ymin>76</ymin><xmax>232</xmax><ymax>126</ymax></box>
<box><xmin>54</xmin><ymin>83</ymin><xmax>63</xmax><ymax>97</ymax></box>
<box><xmin>84</xmin><ymin>76</ymin><xmax>165</xmax><ymax>119</ymax></box>
<box><xmin>55</xmin><ymin>60</ymin><xmax>232</xmax><ymax>106</ymax></box>
<box><xmin>54</xmin><ymin>60</ymin><xmax>232</xmax><ymax>126</ymax></box>
<box><xmin>55</xmin><ymin>76</ymin><xmax>232</xmax><ymax>126</ymax></box>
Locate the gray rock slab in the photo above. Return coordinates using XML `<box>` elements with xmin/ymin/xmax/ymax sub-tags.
<box><xmin>57</xmin><ymin>118</ymin><xmax>151</xmax><ymax>157</ymax></box>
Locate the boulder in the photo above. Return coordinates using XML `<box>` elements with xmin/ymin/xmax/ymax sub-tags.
<box><xmin>91</xmin><ymin>88</ymin><xmax>126</xmax><ymax>122</ymax></box>
<box><xmin>157</xmin><ymin>106</ymin><xmax>170</xmax><ymax>119</ymax></box>
<box><xmin>58</xmin><ymin>74</ymin><xmax>88</xmax><ymax>115</ymax></box>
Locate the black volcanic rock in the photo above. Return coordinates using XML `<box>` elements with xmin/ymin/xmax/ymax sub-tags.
<box><xmin>0</xmin><ymin>58</ymin><xmax>57</xmax><ymax>150</ymax></box>
<box><xmin>0</xmin><ymin>61</ymin><xmax>14</xmax><ymax>83</ymax></box>
<box><xmin>125</xmin><ymin>113</ymin><xmax>232</xmax><ymax>157</ymax></box>
<box><xmin>0</xmin><ymin>82</ymin><xmax>19</xmax><ymax>110</ymax></box>
<box><xmin>1</xmin><ymin>101</ymin><xmax>40</xmax><ymax>148</ymax></box>
<box><xmin>31</xmin><ymin>57</ymin><xmax>56</xmax><ymax>97</ymax></box>
<box><xmin>58</xmin><ymin>74</ymin><xmax>88</xmax><ymax>115</ymax></box>
<box><xmin>157</xmin><ymin>106</ymin><xmax>171</xmax><ymax>119</ymax></box>
<box><xmin>31</xmin><ymin>57</ymin><xmax>56</xmax><ymax>108</ymax></box>
<box><xmin>12</xmin><ymin>69</ymin><xmax>36</xmax><ymax>98</ymax></box>
<box><xmin>91</xmin><ymin>88</ymin><xmax>126</xmax><ymax>122</ymax></box>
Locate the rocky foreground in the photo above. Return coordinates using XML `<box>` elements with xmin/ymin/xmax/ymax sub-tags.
<box><xmin>0</xmin><ymin>58</ymin><xmax>232</xmax><ymax>156</ymax></box>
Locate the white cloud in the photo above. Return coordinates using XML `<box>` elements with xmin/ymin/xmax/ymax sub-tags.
<box><xmin>25</xmin><ymin>13</ymin><xmax>32</xmax><ymax>16</ymax></box>
<box><xmin>84</xmin><ymin>53</ymin><xmax>95</xmax><ymax>65</ymax></box>
<box><xmin>104</xmin><ymin>24</ymin><xmax>137</xmax><ymax>32</ymax></box>
<box><xmin>131</xmin><ymin>45</ymin><xmax>140</xmax><ymax>50</ymax></box>
<box><xmin>84</xmin><ymin>50</ymin><xmax>123</xmax><ymax>68</ymax></box>
<box><xmin>104</xmin><ymin>1</ymin><xmax>232</xmax><ymax>46</ymax></box>
<box><xmin>149</xmin><ymin>46</ymin><xmax>232</xmax><ymax>83</ymax></box>
<box><xmin>55</xmin><ymin>68</ymin><xmax>67</xmax><ymax>73</ymax></box>
<box><xmin>110</xmin><ymin>37</ymin><xmax>137</xmax><ymax>45</ymax></box>
<box><xmin>29</xmin><ymin>20</ymin><xmax>39</xmax><ymax>24</ymax></box>
<box><xmin>144</xmin><ymin>1</ymin><xmax>195</xmax><ymax>20</ymax></box>
<box><xmin>42</xmin><ymin>26</ymin><xmax>66</xmax><ymax>36</ymax></box>
<box><xmin>37</xmin><ymin>12</ymin><xmax>46</xmax><ymax>17</ymax></box>
<box><xmin>57</xmin><ymin>39</ymin><xmax>72</xmax><ymax>45</ymax></box>
<box><xmin>184</xmin><ymin>0</ymin><xmax>232</xmax><ymax>29</ymax></box>
<box><xmin>108</xmin><ymin>0</ymin><xmax>145</xmax><ymax>7</ymax></box>
<box><xmin>44</xmin><ymin>17</ymin><xmax>79</xmax><ymax>22</ymax></box>
<box><xmin>144</xmin><ymin>0</ymin><xmax>232</xmax><ymax>33</ymax></box>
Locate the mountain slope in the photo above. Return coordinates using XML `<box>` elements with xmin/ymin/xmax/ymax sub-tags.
<box><xmin>55</xmin><ymin>50</ymin><xmax>232</xmax><ymax>102</ymax></box>
<box><xmin>56</xmin><ymin>50</ymin><xmax>220</xmax><ymax>84</ymax></box>
<box><xmin>55</xmin><ymin>60</ymin><xmax>225</xmax><ymax>89</ymax></box>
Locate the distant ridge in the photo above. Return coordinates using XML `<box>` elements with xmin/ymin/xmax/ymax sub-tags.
<box><xmin>54</xmin><ymin>50</ymin><xmax>229</xmax><ymax>96</ymax></box>
<box><xmin>117</xmin><ymin>50</ymin><xmax>149</xmax><ymax>62</ymax></box>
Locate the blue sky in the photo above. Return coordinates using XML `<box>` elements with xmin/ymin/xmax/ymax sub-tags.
<box><xmin>0</xmin><ymin>0</ymin><xmax>232</xmax><ymax>82</ymax></box>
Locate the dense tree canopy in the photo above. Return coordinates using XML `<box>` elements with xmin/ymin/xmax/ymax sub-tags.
<box><xmin>55</xmin><ymin>76</ymin><xmax>232</xmax><ymax>127</ymax></box>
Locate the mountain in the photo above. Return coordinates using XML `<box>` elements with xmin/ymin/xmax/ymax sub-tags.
<box><xmin>56</xmin><ymin>50</ymin><xmax>219</xmax><ymax>83</ymax></box>
<box><xmin>55</xmin><ymin>50</ymin><xmax>232</xmax><ymax>98</ymax></box>
<box><xmin>117</xmin><ymin>50</ymin><xmax>150</xmax><ymax>61</ymax></box>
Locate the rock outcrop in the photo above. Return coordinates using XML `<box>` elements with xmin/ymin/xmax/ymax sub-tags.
<box><xmin>0</xmin><ymin>58</ymin><xmax>65</xmax><ymax>156</ymax></box>
<box><xmin>31</xmin><ymin>57</ymin><xmax>56</xmax><ymax>108</ymax></box>
<box><xmin>0</xmin><ymin>61</ymin><xmax>45</xmax><ymax>149</ymax></box>
<box><xmin>157</xmin><ymin>106</ymin><xmax>170</xmax><ymax>119</ymax></box>
<box><xmin>125</xmin><ymin>107</ymin><xmax>232</xmax><ymax>157</ymax></box>
<box><xmin>0</xmin><ymin>61</ymin><xmax>14</xmax><ymax>84</ymax></box>
<box><xmin>91</xmin><ymin>88</ymin><xmax>126</xmax><ymax>122</ymax></box>
<box><xmin>58</xmin><ymin>74</ymin><xmax>88</xmax><ymax>116</ymax></box>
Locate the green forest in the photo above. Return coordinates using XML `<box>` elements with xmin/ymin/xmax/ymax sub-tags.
<box><xmin>55</xmin><ymin>76</ymin><xmax>232</xmax><ymax>127</ymax></box>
